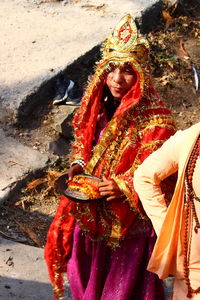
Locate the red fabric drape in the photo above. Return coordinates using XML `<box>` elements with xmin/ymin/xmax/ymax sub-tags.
<box><xmin>44</xmin><ymin>62</ymin><xmax>176</xmax><ymax>299</ymax></box>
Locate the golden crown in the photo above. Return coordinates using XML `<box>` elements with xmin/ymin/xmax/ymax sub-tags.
<box><xmin>101</xmin><ymin>14</ymin><xmax>149</xmax><ymax>63</ymax></box>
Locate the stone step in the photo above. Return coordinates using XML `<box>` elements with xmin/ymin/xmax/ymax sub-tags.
<box><xmin>0</xmin><ymin>237</ymin><xmax>72</xmax><ymax>300</ymax></box>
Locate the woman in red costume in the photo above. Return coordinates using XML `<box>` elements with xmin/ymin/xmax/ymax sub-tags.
<box><xmin>45</xmin><ymin>14</ymin><xmax>176</xmax><ymax>299</ymax></box>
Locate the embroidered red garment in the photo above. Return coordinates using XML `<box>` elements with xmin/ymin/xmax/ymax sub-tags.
<box><xmin>44</xmin><ymin>64</ymin><xmax>175</xmax><ymax>299</ymax></box>
<box><xmin>69</xmin><ymin>65</ymin><xmax>175</xmax><ymax>244</ymax></box>
<box><xmin>44</xmin><ymin>15</ymin><xmax>176</xmax><ymax>299</ymax></box>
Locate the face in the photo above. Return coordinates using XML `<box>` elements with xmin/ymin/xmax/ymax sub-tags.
<box><xmin>106</xmin><ymin>63</ymin><xmax>137</xmax><ymax>98</ymax></box>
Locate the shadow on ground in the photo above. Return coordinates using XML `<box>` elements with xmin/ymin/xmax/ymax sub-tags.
<box><xmin>0</xmin><ymin>276</ymin><xmax>72</xmax><ymax>300</ymax></box>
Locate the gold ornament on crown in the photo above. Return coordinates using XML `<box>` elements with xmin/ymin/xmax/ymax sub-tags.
<box><xmin>101</xmin><ymin>14</ymin><xmax>149</xmax><ymax>63</ymax></box>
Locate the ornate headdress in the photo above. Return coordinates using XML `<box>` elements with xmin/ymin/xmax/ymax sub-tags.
<box><xmin>89</xmin><ymin>14</ymin><xmax>151</xmax><ymax>95</ymax></box>
<box><xmin>101</xmin><ymin>14</ymin><xmax>149</xmax><ymax>64</ymax></box>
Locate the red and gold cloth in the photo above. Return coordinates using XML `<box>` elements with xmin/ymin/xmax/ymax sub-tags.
<box><xmin>69</xmin><ymin>69</ymin><xmax>175</xmax><ymax>244</ymax></box>
<box><xmin>44</xmin><ymin>14</ymin><xmax>176</xmax><ymax>299</ymax></box>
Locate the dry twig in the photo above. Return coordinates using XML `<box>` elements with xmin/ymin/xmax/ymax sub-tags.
<box><xmin>14</xmin><ymin>220</ymin><xmax>43</xmax><ymax>248</ymax></box>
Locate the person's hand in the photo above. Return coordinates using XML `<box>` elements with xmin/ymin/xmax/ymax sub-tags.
<box><xmin>67</xmin><ymin>164</ymin><xmax>83</xmax><ymax>181</ymax></box>
<box><xmin>98</xmin><ymin>176</ymin><xmax>124</xmax><ymax>201</ymax></box>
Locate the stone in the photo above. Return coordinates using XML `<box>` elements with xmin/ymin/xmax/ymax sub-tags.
<box><xmin>51</xmin><ymin>105</ymin><xmax>78</xmax><ymax>138</ymax></box>
<box><xmin>0</xmin><ymin>129</ymin><xmax>49</xmax><ymax>203</ymax></box>
<box><xmin>0</xmin><ymin>237</ymin><xmax>72</xmax><ymax>300</ymax></box>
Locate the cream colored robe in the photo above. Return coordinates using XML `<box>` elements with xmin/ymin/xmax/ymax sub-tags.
<box><xmin>134</xmin><ymin>122</ymin><xmax>200</xmax><ymax>293</ymax></box>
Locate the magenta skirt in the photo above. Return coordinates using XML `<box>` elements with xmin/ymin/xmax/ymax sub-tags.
<box><xmin>66</xmin><ymin>224</ymin><xmax>165</xmax><ymax>300</ymax></box>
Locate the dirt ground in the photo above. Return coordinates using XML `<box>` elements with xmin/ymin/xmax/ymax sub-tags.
<box><xmin>0</xmin><ymin>4</ymin><xmax>200</xmax><ymax>248</ymax></box>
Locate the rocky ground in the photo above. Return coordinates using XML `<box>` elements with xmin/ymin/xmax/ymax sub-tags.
<box><xmin>0</xmin><ymin>3</ymin><xmax>200</xmax><ymax>248</ymax></box>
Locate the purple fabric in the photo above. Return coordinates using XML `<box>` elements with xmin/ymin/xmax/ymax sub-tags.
<box><xmin>67</xmin><ymin>224</ymin><xmax>165</xmax><ymax>300</ymax></box>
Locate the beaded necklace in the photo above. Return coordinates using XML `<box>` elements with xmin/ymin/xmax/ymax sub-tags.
<box><xmin>184</xmin><ymin>136</ymin><xmax>200</xmax><ymax>298</ymax></box>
